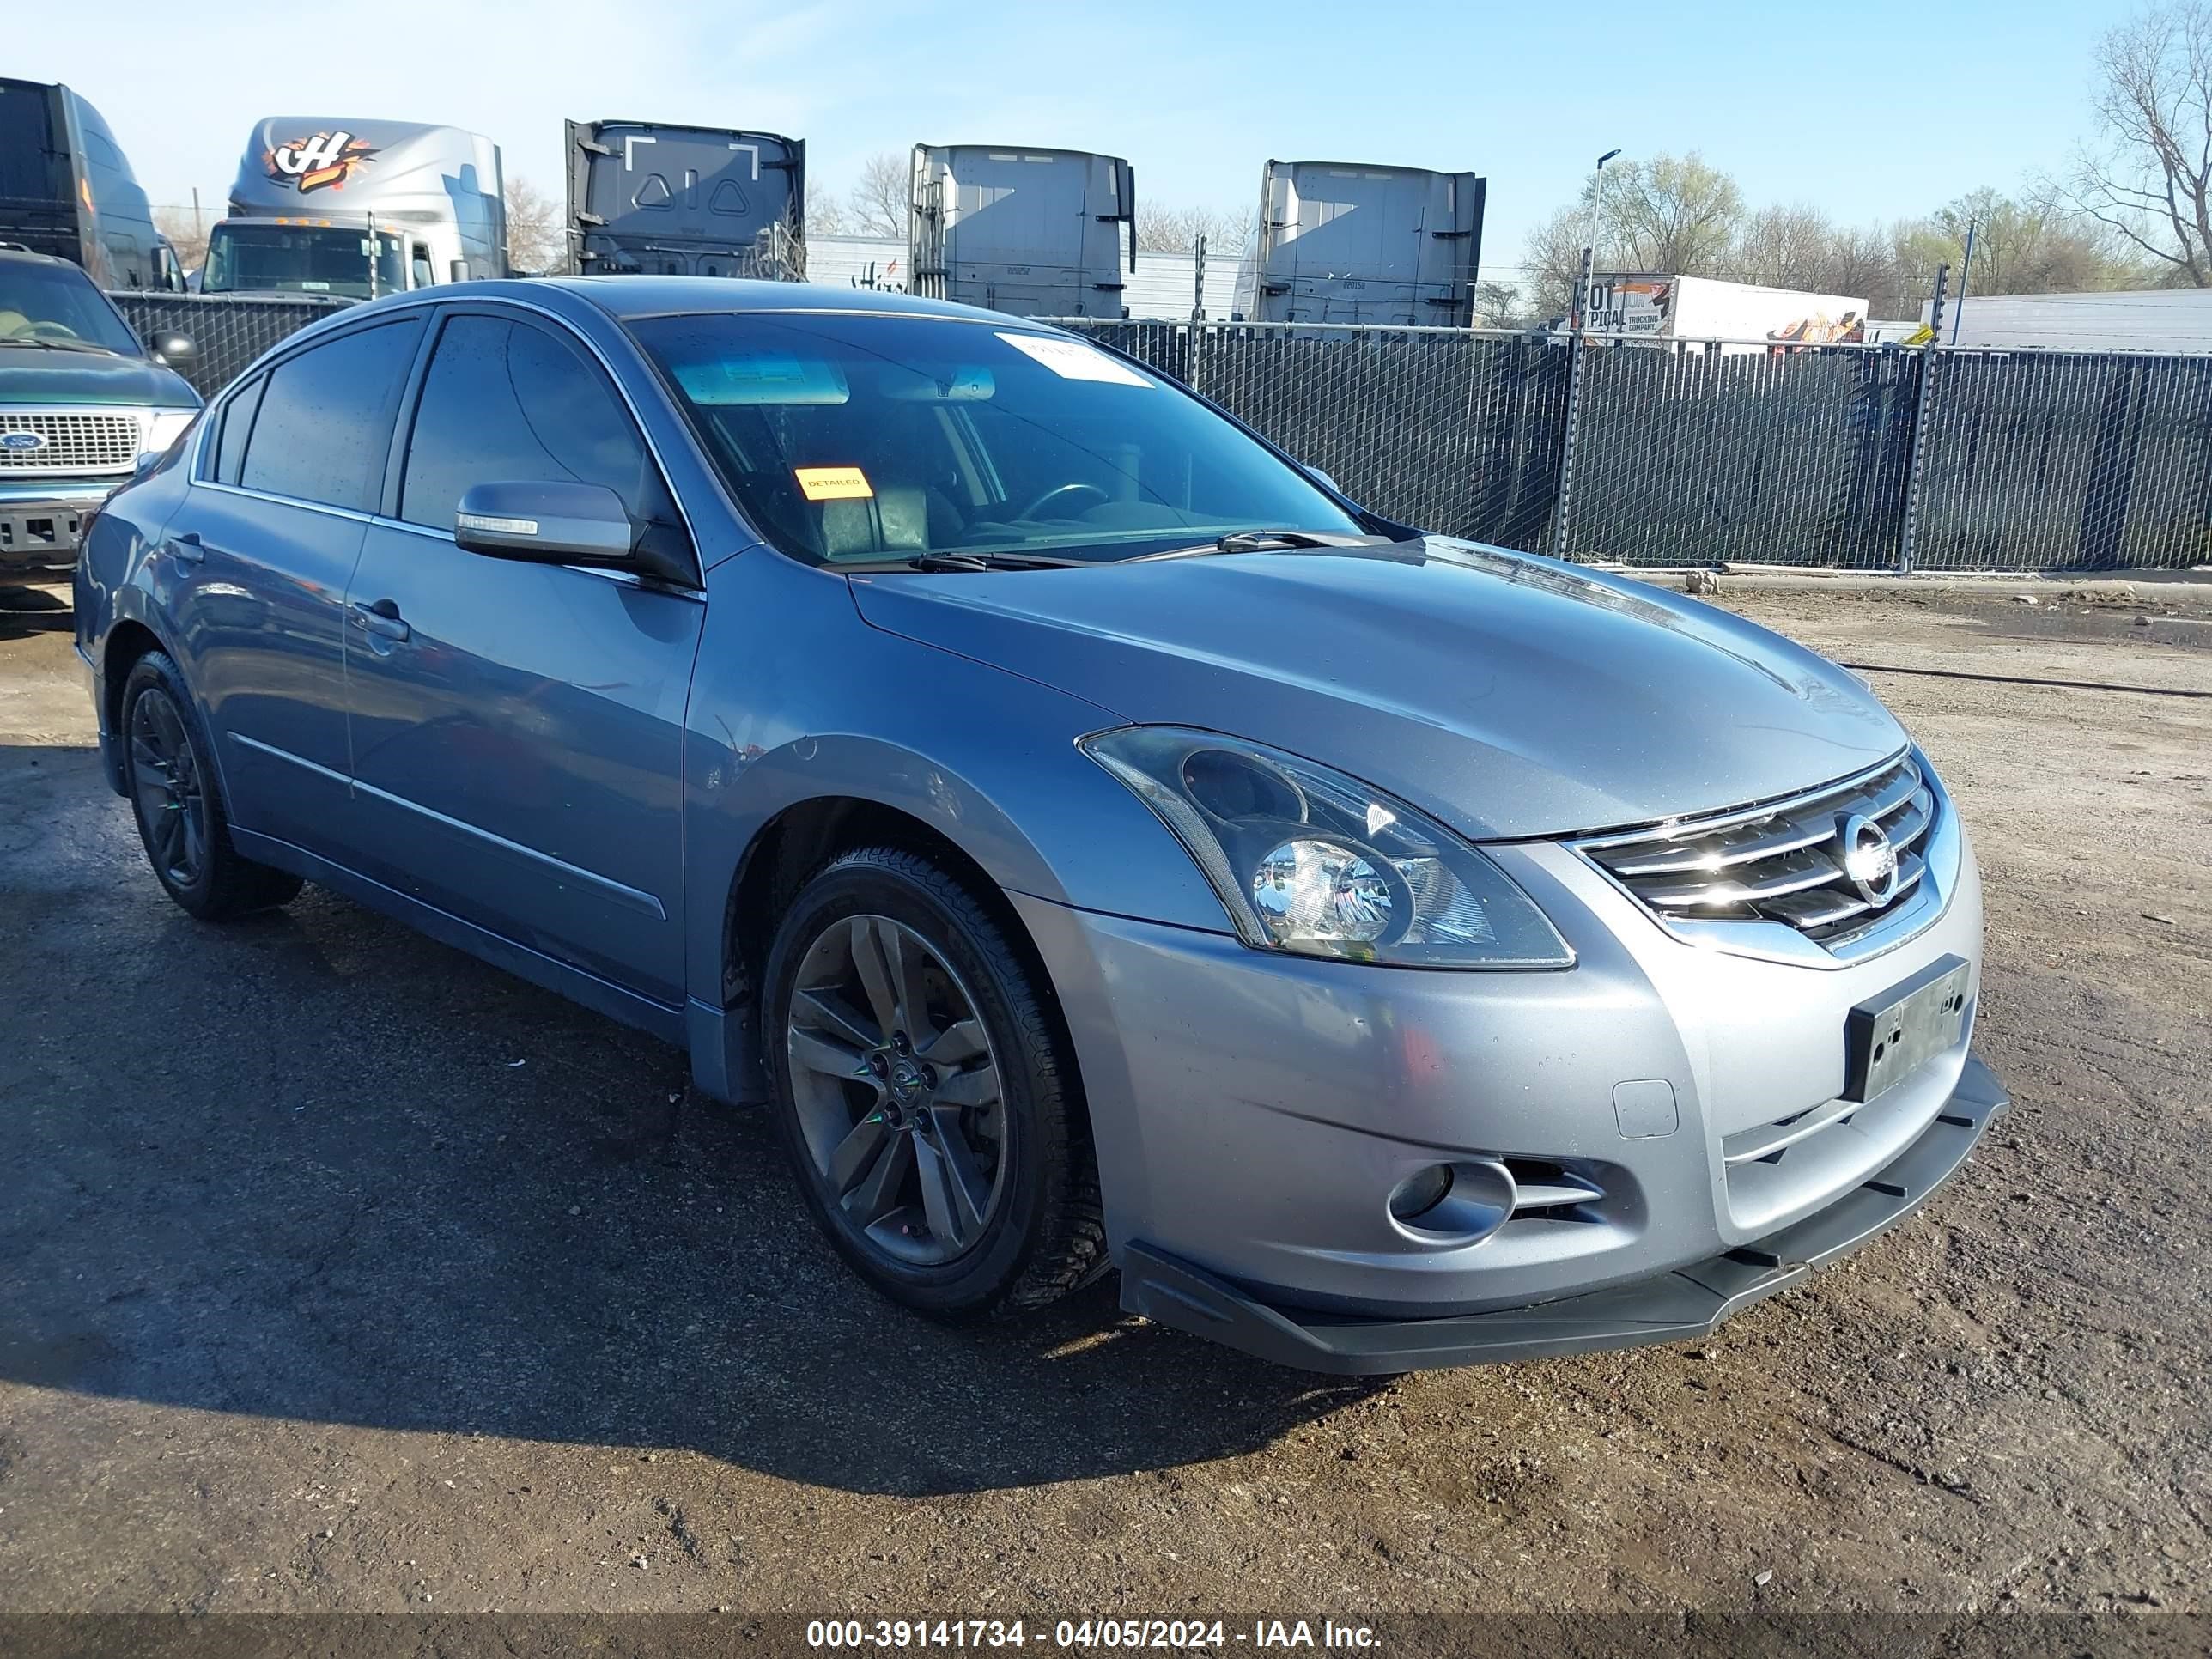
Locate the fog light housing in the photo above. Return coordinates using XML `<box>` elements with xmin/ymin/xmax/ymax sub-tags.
<box><xmin>1388</xmin><ymin>1163</ymin><xmax>1455</xmax><ymax>1223</ymax></box>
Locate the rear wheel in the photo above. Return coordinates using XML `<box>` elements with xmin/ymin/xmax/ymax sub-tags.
<box><xmin>763</xmin><ymin>846</ymin><xmax>1104</xmax><ymax>1318</ymax></box>
<box><xmin>120</xmin><ymin>651</ymin><xmax>303</xmax><ymax>921</ymax></box>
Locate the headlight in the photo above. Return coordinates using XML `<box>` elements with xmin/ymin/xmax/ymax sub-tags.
<box><xmin>1081</xmin><ymin>726</ymin><xmax>1573</xmax><ymax>969</ymax></box>
<box><xmin>141</xmin><ymin>410</ymin><xmax>198</xmax><ymax>462</ymax></box>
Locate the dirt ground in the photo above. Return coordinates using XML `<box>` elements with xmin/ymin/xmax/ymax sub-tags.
<box><xmin>0</xmin><ymin>577</ymin><xmax>2206</xmax><ymax>1625</ymax></box>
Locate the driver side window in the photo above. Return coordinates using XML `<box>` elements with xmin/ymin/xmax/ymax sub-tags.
<box><xmin>399</xmin><ymin>313</ymin><xmax>671</xmax><ymax>534</ymax></box>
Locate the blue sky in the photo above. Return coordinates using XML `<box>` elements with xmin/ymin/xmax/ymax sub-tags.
<box><xmin>14</xmin><ymin>0</ymin><xmax>2142</xmax><ymax>280</ymax></box>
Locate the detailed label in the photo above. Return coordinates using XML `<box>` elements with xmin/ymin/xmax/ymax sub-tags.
<box><xmin>794</xmin><ymin>465</ymin><xmax>875</xmax><ymax>501</ymax></box>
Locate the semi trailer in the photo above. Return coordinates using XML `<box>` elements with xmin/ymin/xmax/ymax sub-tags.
<box><xmin>200</xmin><ymin>118</ymin><xmax>507</xmax><ymax>300</ymax></box>
<box><xmin>566</xmin><ymin>120</ymin><xmax>805</xmax><ymax>280</ymax></box>
<box><xmin>908</xmin><ymin>144</ymin><xmax>1136</xmax><ymax>319</ymax></box>
<box><xmin>1230</xmin><ymin>160</ymin><xmax>1485</xmax><ymax>326</ymax></box>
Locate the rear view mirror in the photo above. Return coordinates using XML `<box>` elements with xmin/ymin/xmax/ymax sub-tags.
<box><xmin>454</xmin><ymin>481</ymin><xmax>638</xmax><ymax>565</ymax></box>
<box><xmin>149</xmin><ymin>331</ymin><xmax>196</xmax><ymax>364</ymax></box>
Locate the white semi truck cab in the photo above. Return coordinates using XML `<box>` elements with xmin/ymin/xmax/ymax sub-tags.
<box><xmin>201</xmin><ymin>118</ymin><xmax>507</xmax><ymax>300</ymax></box>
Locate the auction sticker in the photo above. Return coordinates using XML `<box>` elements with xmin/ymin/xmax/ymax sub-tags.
<box><xmin>996</xmin><ymin>332</ymin><xmax>1152</xmax><ymax>386</ymax></box>
<box><xmin>796</xmin><ymin>465</ymin><xmax>874</xmax><ymax>501</ymax></box>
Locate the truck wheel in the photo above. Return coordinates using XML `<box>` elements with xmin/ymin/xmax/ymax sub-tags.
<box><xmin>120</xmin><ymin>651</ymin><xmax>303</xmax><ymax>921</ymax></box>
<box><xmin>763</xmin><ymin>845</ymin><xmax>1106</xmax><ymax>1319</ymax></box>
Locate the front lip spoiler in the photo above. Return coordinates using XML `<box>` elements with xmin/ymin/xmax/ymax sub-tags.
<box><xmin>1119</xmin><ymin>1052</ymin><xmax>2010</xmax><ymax>1376</ymax></box>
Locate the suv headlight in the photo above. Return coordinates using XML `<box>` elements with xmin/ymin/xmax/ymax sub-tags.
<box><xmin>1082</xmin><ymin>726</ymin><xmax>1573</xmax><ymax>970</ymax></box>
<box><xmin>141</xmin><ymin>409</ymin><xmax>198</xmax><ymax>463</ymax></box>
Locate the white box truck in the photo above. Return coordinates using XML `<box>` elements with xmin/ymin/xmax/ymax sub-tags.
<box><xmin>200</xmin><ymin>118</ymin><xmax>507</xmax><ymax>300</ymax></box>
<box><xmin>1583</xmin><ymin>274</ymin><xmax>1868</xmax><ymax>350</ymax></box>
<box><xmin>566</xmin><ymin>120</ymin><xmax>805</xmax><ymax>281</ymax></box>
<box><xmin>1230</xmin><ymin>160</ymin><xmax>1485</xmax><ymax>326</ymax></box>
<box><xmin>908</xmin><ymin>144</ymin><xmax>1135</xmax><ymax>319</ymax></box>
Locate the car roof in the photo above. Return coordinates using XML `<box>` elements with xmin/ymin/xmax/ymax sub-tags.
<box><xmin>417</xmin><ymin>276</ymin><xmax>1061</xmax><ymax>329</ymax></box>
<box><xmin>0</xmin><ymin>246</ymin><xmax>90</xmax><ymax>273</ymax></box>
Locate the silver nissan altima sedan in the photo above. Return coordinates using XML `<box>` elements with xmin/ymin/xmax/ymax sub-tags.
<box><xmin>76</xmin><ymin>279</ymin><xmax>2007</xmax><ymax>1373</ymax></box>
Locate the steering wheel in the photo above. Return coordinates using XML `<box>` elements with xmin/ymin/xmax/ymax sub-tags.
<box><xmin>25</xmin><ymin>321</ymin><xmax>82</xmax><ymax>341</ymax></box>
<box><xmin>1018</xmin><ymin>482</ymin><xmax>1109</xmax><ymax>520</ymax></box>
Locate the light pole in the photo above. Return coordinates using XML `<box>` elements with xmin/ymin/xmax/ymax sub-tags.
<box><xmin>1574</xmin><ymin>148</ymin><xmax>1622</xmax><ymax>331</ymax></box>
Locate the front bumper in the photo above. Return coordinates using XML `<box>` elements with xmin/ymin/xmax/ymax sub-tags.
<box><xmin>1120</xmin><ymin>1053</ymin><xmax>2008</xmax><ymax>1373</ymax></box>
<box><xmin>1010</xmin><ymin>764</ymin><xmax>1996</xmax><ymax>1369</ymax></box>
<box><xmin>0</xmin><ymin>479</ymin><xmax>118</xmax><ymax>570</ymax></box>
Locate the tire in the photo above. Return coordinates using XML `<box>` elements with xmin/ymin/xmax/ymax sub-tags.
<box><xmin>763</xmin><ymin>845</ymin><xmax>1105</xmax><ymax>1319</ymax></box>
<box><xmin>118</xmin><ymin>650</ymin><xmax>304</xmax><ymax>921</ymax></box>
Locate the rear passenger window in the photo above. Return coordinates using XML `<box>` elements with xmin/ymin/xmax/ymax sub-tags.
<box><xmin>214</xmin><ymin>378</ymin><xmax>264</xmax><ymax>485</ymax></box>
<box><xmin>400</xmin><ymin>313</ymin><xmax>665</xmax><ymax>531</ymax></box>
<box><xmin>239</xmin><ymin>318</ymin><xmax>422</xmax><ymax>512</ymax></box>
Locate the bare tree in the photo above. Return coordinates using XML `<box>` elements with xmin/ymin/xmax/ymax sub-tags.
<box><xmin>1734</xmin><ymin>204</ymin><xmax>1836</xmax><ymax>289</ymax></box>
<box><xmin>2064</xmin><ymin>3</ymin><xmax>2212</xmax><ymax>284</ymax></box>
<box><xmin>805</xmin><ymin>175</ymin><xmax>849</xmax><ymax>239</ymax></box>
<box><xmin>1472</xmin><ymin>279</ymin><xmax>1532</xmax><ymax>329</ymax></box>
<box><xmin>1137</xmin><ymin>205</ymin><xmax>1248</xmax><ymax>256</ymax></box>
<box><xmin>503</xmin><ymin>176</ymin><xmax>568</xmax><ymax>274</ymax></box>
<box><xmin>848</xmin><ymin>151</ymin><xmax>911</xmax><ymax>239</ymax></box>
<box><xmin>1601</xmin><ymin>152</ymin><xmax>1744</xmax><ymax>275</ymax></box>
<box><xmin>152</xmin><ymin>205</ymin><xmax>210</xmax><ymax>273</ymax></box>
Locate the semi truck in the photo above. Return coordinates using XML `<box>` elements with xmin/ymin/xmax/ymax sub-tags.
<box><xmin>908</xmin><ymin>144</ymin><xmax>1136</xmax><ymax>319</ymax></box>
<box><xmin>200</xmin><ymin>118</ymin><xmax>507</xmax><ymax>301</ymax></box>
<box><xmin>0</xmin><ymin>78</ymin><xmax>185</xmax><ymax>292</ymax></box>
<box><xmin>1230</xmin><ymin>160</ymin><xmax>1485</xmax><ymax>326</ymax></box>
<box><xmin>566</xmin><ymin>120</ymin><xmax>805</xmax><ymax>280</ymax></box>
<box><xmin>1581</xmin><ymin>274</ymin><xmax>1869</xmax><ymax>351</ymax></box>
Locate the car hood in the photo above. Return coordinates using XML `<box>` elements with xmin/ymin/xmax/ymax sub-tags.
<box><xmin>0</xmin><ymin>344</ymin><xmax>200</xmax><ymax>409</ymax></box>
<box><xmin>848</xmin><ymin>538</ymin><xmax>1907</xmax><ymax>839</ymax></box>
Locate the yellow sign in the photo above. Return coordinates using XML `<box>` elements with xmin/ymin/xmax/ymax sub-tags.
<box><xmin>794</xmin><ymin>465</ymin><xmax>873</xmax><ymax>501</ymax></box>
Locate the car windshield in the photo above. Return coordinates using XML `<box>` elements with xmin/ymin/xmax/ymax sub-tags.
<box><xmin>0</xmin><ymin>261</ymin><xmax>143</xmax><ymax>355</ymax></box>
<box><xmin>629</xmin><ymin>310</ymin><xmax>1365</xmax><ymax>566</ymax></box>
<box><xmin>203</xmin><ymin>223</ymin><xmax>405</xmax><ymax>299</ymax></box>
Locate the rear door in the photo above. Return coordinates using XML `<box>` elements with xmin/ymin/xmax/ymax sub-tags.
<box><xmin>337</xmin><ymin>304</ymin><xmax>702</xmax><ymax>1005</ymax></box>
<box><xmin>566</xmin><ymin>120</ymin><xmax>803</xmax><ymax>277</ymax></box>
<box><xmin>181</xmin><ymin>314</ymin><xmax>424</xmax><ymax>852</ymax></box>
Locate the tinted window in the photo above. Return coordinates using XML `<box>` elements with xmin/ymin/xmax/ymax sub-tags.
<box><xmin>239</xmin><ymin>319</ymin><xmax>422</xmax><ymax>511</ymax></box>
<box><xmin>215</xmin><ymin>377</ymin><xmax>264</xmax><ymax>485</ymax></box>
<box><xmin>0</xmin><ymin>259</ymin><xmax>142</xmax><ymax>355</ymax></box>
<box><xmin>401</xmin><ymin>313</ymin><xmax>663</xmax><ymax>531</ymax></box>
<box><xmin>629</xmin><ymin>312</ymin><xmax>1362</xmax><ymax>566</ymax></box>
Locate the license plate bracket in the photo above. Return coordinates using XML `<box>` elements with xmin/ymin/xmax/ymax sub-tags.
<box><xmin>1844</xmin><ymin>954</ymin><xmax>1972</xmax><ymax>1103</ymax></box>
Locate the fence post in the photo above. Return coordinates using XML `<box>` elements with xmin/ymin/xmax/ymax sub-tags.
<box><xmin>1547</xmin><ymin>328</ymin><xmax>1589</xmax><ymax>559</ymax></box>
<box><xmin>1897</xmin><ymin>262</ymin><xmax>1950</xmax><ymax>575</ymax></box>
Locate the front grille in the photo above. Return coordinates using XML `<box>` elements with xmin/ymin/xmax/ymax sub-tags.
<box><xmin>1577</xmin><ymin>753</ymin><xmax>1935</xmax><ymax>944</ymax></box>
<box><xmin>0</xmin><ymin>412</ymin><xmax>140</xmax><ymax>473</ymax></box>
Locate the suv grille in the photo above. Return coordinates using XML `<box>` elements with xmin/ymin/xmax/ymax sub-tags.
<box><xmin>1577</xmin><ymin>753</ymin><xmax>1935</xmax><ymax>942</ymax></box>
<box><xmin>0</xmin><ymin>413</ymin><xmax>140</xmax><ymax>473</ymax></box>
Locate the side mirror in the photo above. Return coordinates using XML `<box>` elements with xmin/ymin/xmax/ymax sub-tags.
<box><xmin>455</xmin><ymin>481</ymin><xmax>638</xmax><ymax>565</ymax></box>
<box><xmin>149</xmin><ymin>330</ymin><xmax>196</xmax><ymax>364</ymax></box>
<box><xmin>449</xmin><ymin>258</ymin><xmax>468</xmax><ymax>283</ymax></box>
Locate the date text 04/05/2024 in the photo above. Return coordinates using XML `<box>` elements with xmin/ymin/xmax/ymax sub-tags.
<box><xmin>803</xmin><ymin>1619</ymin><xmax>1381</xmax><ymax>1650</ymax></box>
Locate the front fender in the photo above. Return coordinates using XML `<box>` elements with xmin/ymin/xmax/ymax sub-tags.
<box><xmin>680</xmin><ymin>552</ymin><xmax>1234</xmax><ymax>1015</ymax></box>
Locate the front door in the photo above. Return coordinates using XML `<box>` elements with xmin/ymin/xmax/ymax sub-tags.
<box><xmin>337</xmin><ymin>307</ymin><xmax>701</xmax><ymax>1006</ymax></box>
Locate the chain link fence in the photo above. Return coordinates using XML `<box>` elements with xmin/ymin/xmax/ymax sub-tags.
<box><xmin>98</xmin><ymin>294</ymin><xmax>2212</xmax><ymax>572</ymax></box>
<box><xmin>107</xmin><ymin>292</ymin><xmax>354</xmax><ymax>399</ymax></box>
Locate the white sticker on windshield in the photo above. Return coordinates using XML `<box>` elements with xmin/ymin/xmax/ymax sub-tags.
<box><xmin>996</xmin><ymin>332</ymin><xmax>1152</xmax><ymax>386</ymax></box>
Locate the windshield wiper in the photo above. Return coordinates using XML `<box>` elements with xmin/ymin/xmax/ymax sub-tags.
<box><xmin>0</xmin><ymin>337</ymin><xmax>118</xmax><ymax>355</ymax></box>
<box><xmin>1128</xmin><ymin>529</ymin><xmax>1395</xmax><ymax>562</ymax></box>
<box><xmin>894</xmin><ymin>550</ymin><xmax>1095</xmax><ymax>572</ymax></box>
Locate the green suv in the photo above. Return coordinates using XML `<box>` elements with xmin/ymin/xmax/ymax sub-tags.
<box><xmin>1</xmin><ymin>246</ymin><xmax>199</xmax><ymax>573</ymax></box>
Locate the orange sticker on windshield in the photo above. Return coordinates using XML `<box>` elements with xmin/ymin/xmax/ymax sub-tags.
<box><xmin>795</xmin><ymin>465</ymin><xmax>873</xmax><ymax>501</ymax></box>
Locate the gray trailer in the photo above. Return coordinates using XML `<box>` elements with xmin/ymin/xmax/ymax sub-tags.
<box><xmin>1231</xmin><ymin>160</ymin><xmax>1485</xmax><ymax>326</ymax></box>
<box><xmin>0</xmin><ymin>78</ymin><xmax>185</xmax><ymax>291</ymax></box>
<box><xmin>567</xmin><ymin>120</ymin><xmax>804</xmax><ymax>280</ymax></box>
<box><xmin>202</xmin><ymin>118</ymin><xmax>507</xmax><ymax>299</ymax></box>
<box><xmin>908</xmin><ymin>145</ymin><xmax>1134</xmax><ymax>319</ymax></box>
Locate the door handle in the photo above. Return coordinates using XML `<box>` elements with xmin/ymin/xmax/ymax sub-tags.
<box><xmin>348</xmin><ymin>600</ymin><xmax>411</xmax><ymax>643</ymax></box>
<box><xmin>167</xmin><ymin>531</ymin><xmax>204</xmax><ymax>564</ymax></box>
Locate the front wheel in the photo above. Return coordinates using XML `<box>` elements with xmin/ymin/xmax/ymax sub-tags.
<box><xmin>763</xmin><ymin>846</ymin><xmax>1104</xmax><ymax>1319</ymax></box>
<box><xmin>119</xmin><ymin>650</ymin><xmax>303</xmax><ymax>920</ymax></box>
